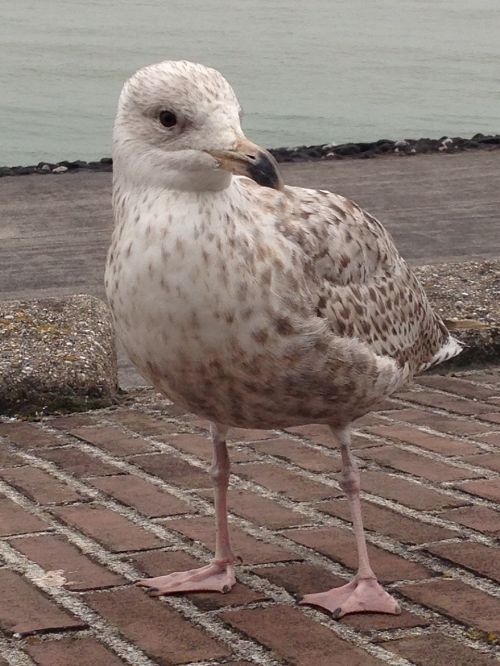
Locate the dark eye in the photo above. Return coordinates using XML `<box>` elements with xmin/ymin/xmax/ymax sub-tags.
<box><xmin>159</xmin><ymin>110</ymin><xmax>177</xmax><ymax>128</ymax></box>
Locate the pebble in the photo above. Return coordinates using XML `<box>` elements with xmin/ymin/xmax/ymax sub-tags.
<box><xmin>51</xmin><ymin>165</ymin><xmax>68</xmax><ymax>173</ymax></box>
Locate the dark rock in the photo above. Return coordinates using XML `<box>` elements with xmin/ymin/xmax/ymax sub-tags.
<box><xmin>333</xmin><ymin>143</ymin><xmax>362</xmax><ymax>156</ymax></box>
<box><xmin>14</xmin><ymin>166</ymin><xmax>36</xmax><ymax>175</ymax></box>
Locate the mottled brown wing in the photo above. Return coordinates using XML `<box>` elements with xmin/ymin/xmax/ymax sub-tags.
<box><xmin>281</xmin><ymin>186</ymin><xmax>452</xmax><ymax>372</ymax></box>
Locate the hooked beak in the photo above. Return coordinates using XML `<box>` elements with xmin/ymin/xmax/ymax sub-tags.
<box><xmin>206</xmin><ymin>137</ymin><xmax>284</xmax><ymax>191</ymax></box>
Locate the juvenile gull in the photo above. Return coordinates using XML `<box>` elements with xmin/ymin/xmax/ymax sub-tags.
<box><xmin>106</xmin><ymin>60</ymin><xmax>462</xmax><ymax>618</ymax></box>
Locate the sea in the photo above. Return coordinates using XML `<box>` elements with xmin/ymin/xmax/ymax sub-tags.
<box><xmin>1</xmin><ymin>0</ymin><xmax>499</xmax><ymax>165</ymax></box>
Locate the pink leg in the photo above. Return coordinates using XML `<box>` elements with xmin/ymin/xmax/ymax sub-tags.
<box><xmin>138</xmin><ymin>423</ymin><xmax>237</xmax><ymax>596</ymax></box>
<box><xmin>301</xmin><ymin>426</ymin><xmax>400</xmax><ymax>618</ymax></box>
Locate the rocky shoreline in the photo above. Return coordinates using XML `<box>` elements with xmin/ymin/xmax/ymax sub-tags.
<box><xmin>1</xmin><ymin>133</ymin><xmax>499</xmax><ymax>177</ymax></box>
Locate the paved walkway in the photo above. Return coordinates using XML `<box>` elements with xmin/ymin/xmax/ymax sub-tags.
<box><xmin>0</xmin><ymin>369</ymin><xmax>499</xmax><ymax>665</ymax></box>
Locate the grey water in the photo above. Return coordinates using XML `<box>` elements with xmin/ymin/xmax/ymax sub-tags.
<box><xmin>1</xmin><ymin>0</ymin><xmax>499</xmax><ymax>165</ymax></box>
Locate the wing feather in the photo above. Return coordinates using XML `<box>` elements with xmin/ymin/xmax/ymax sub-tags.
<box><xmin>278</xmin><ymin>186</ymin><xmax>461</xmax><ymax>373</ymax></box>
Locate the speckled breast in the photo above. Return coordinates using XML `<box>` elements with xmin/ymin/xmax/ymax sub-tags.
<box><xmin>105</xmin><ymin>186</ymin><xmax>308</xmax><ymax>425</ymax></box>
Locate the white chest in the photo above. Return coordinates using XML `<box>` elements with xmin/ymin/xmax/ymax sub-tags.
<box><xmin>105</xmin><ymin>184</ymin><xmax>294</xmax><ymax>383</ymax></box>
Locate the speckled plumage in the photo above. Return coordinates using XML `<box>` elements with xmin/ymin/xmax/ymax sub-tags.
<box><xmin>106</xmin><ymin>61</ymin><xmax>461</xmax><ymax>430</ymax></box>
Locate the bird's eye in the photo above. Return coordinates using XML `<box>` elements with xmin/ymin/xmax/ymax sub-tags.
<box><xmin>159</xmin><ymin>110</ymin><xmax>177</xmax><ymax>128</ymax></box>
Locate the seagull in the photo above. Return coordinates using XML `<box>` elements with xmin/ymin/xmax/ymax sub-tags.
<box><xmin>105</xmin><ymin>60</ymin><xmax>462</xmax><ymax>618</ymax></box>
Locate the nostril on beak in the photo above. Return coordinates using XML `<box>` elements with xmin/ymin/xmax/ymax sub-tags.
<box><xmin>245</xmin><ymin>153</ymin><xmax>257</xmax><ymax>161</ymax></box>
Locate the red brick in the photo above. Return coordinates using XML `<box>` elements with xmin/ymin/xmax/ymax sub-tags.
<box><xmin>342</xmin><ymin>608</ymin><xmax>428</xmax><ymax>632</ymax></box>
<box><xmin>89</xmin><ymin>475</ymin><xmax>191</xmax><ymax>517</ymax></box>
<box><xmin>0</xmin><ymin>422</ymin><xmax>63</xmax><ymax>449</ymax></box>
<box><xmin>52</xmin><ymin>504</ymin><xmax>162</xmax><ymax>552</ymax></box>
<box><xmin>256</xmin><ymin>561</ymin><xmax>428</xmax><ymax>630</ymax></box>
<box><xmin>367</xmin><ymin>424</ymin><xmax>480</xmax><ymax>455</ymax></box>
<box><xmin>165</xmin><ymin>516</ymin><xmax>296</xmax><ymax>565</ymax></box>
<box><xmin>418</xmin><ymin>375</ymin><xmax>500</xmax><ymax>400</ymax></box>
<box><xmin>0</xmin><ymin>569</ymin><xmax>86</xmax><ymax>636</ymax></box>
<box><xmin>48</xmin><ymin>413</ymin><xmax>97</xmax><ymax>430</ymax></box>
<box><xmin>396</xmin><ymin>390</ymin><xmax>493</xmax><ymax>416</ymax></box>
<box><xmin>167</xmin><ymin>433</ymin><xmax>256</xmax><ymax>462</ymax></box>
<box><xmin>455</xmin><ymin>478</ymin><xmax>500</xmax><ymax>503</ymax></box>
<box><xmin>400</xmin><ymin>579</ymin><xmax>500</xmax><ymax>633</ymax></box>
<box><xmin>85</xmin><ymin>586</ymin><xmax>229</xmax><ymax>663</ymax></box>
<box><xmin>425</xmin><ymin>541</ymin><xmax>500</xmax><ymax>583</ymax></box>
<box><xmin>178</xmin><ymin>414</ymin><xmax>210</xmax><ymax>430</ymax></box>
<box><xmin>0</xmin><ymin>467</ymin><xmax>82</xmax><ymax>504</ymax></box>
<box><xmin>349</xmin><ymin>433</ymin><xmax>384</xmax><ymax>449</ymax></box>
<box><xmin>361</xmin><ymin>471</ymin><xmax>467</xmax><ymax>510</ymax></box>
<box><xmin>357</xmin><ymin>445</ymin><xmax>478</xmax><ymax>481</ymax></box>
<box><xmin>461</xmin><ymin>453</ymin><xmax>500</xmax><ymax>473</ymax></box>
<box><xmin>26</xmin><ymin>636</ymin><xmax>124</xmax><ymax>666</ymax></box>
<box><xmin>198</xmin><ymin>487</ymin><xmax>311</xmax><ymax>529</ymax></box>
<box><xmin>465</xmin><ymin>369</ymin><xmax>500</xmax><ymax>385</ymax></box>
<box><xmin>9</xmin><ymin>534</ymin><xmax>125</xmax><ymax>590</ymax></box>
<box><xmin>285</xmin><ymin>423</ymin><xmax>336</xmax><ymax>445</ymax></box>
<box><xmin>441</xmin><ymin>506</ymin><xmax>500</xmax><ymax>535</ymax></box>
<box><xmin>0</xmin><ymin>447</ymin><xmax>23</xmax><ymax>467</ymax></box>
<box><xmin>475</xmin><ymin>431</ymin><xmax>500</xmax><ymax>447</ymax></box>
<box><xmin>284</xmin><ymin>526</ymin><xmax>431</xmax><ymax>582</ymax></box>
<box><xmin>318</xmin><ymin>498</ymin><xmax>456</xmax><ymax>544</ymax></box>
<box><xmin>228</xmin><ymin>427</ymin><xmax>277</xmax><ymax>442</ymax></box>
<box><xmin>165</xmin><ymin>432</ymin><xmax>212</xmax><ymax>461</ymax></box>
<box><xmin>132</xmin><ymin>453</ymin><xmax>211</xmax><ymax>489</ymax></box>
<box><xmin>131</xmin><ymin>549</ymin><xmax>268</xmax><ymax>610</ymax></box>
<box><xmin>254</xmin><ymin>561</ymin><xmax>346</xmax><ymax>597</ymax></box>
<box><xmin>251</xmin><ymin>438</ymin><xmax>342</xmax><ymax>473</ymax></box>
<box><xmin>37</xmin><ymin>447</ymin><xmax>120</xmax><ymax>477</ymax></box>
<box><xmin>0</xmin><ymin>496</ymin><xmax>49</xmax><ymax>536</ymax></box>
<box><xmin>382</xmin><ymin>633</ymin><xmax>498</xmax><ymax>666</ymax></box>
<box><xmin>222</xmin><ymin>605</ymin><xmax>384</xmax><ymax>666</ymax></box>
<box><xmin>107</xmin><ymin>409</ymin><xmax>181</xmax><ymax>438</ymax></box>
<box><xmin>381</xmin><ymin>409</ymin><xmax>490</xmax><ymax>436</ymax></box>
<box><xmin>285</xmin><ymin>425</ymin><xmax>380</xmax><ymax>449</ymax></box>
<box><xmin>235</xmin><ymin>463</ymin><xmax>340</xmax><ymax>501</ymax></box>
<box><xmin>70</xmin><ymin>425</ymin><xmax>153</xmax><ymax>455</ymax></box>
<box><xmin>477</xmin><ymin>411</ymin><xmax>500</xmax><ymax>425</ymax></box>
<box><xmin>356</xmin><ymin>413</ymin><xmax>387</xmax><ymax>428</ymax></box>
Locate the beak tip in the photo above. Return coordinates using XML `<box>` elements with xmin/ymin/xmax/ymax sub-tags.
<box><xmin>247</xmin><ymin>151</ymin><xmax>284</xmax><ymax>191</ymax></box>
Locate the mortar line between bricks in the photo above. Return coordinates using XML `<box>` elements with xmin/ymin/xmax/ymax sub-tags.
<box><xmin>0</xmin><ymin>540</ymin><xmax>158</xmax><ymax>666</ymax></box>
<box><xmin>421</xmin><ymin>369</ymin><xmax>500</xmax><ymax>389</ymax></box>
<box><xmin>0</xmin><ymin>459</ymin><xmax>325</xmax><ymax>665</ymax></box>
<box><xmin>0</xmin><ymin>634</ymin><xmax>36</xmax><ymax>666</ymax></box>
<box><xmin>92</xmin><ymin>408</ymin><xmax>500</xmax><ymax>543</ymax></box>
<box><xmin>53</xmin><ymin>420</ymin><xmax>500</xmax><ymax>553</ymax></box>
<box><xmin>96</xmin><ymin>398</ymin><xmax>500</xmax><ymax>497</ymax></box>
<box><xmin>0</xmin><ymin>440</ymin><xmax>446</xmax><ymax>665</ymax></box>
<box><xmin>392</xmin><ymin>382</ymin><xmax>500</xmax><ymax>406</ymax></box>
<box><xmin>5</xmin><ymin>413</ymin><xmax>500</xmax><ymax>659</ymax></box>
<box><xmin>26</xmin><ymin>421</ymin><xmax>500</xmax><ymax>587</ymax></box>
<box><xmin>14</xmin><ymin>421</ymin><xmax>500</xmax><ymax>593</ymax></box>
<box><xmin>370</xmin><ymin>388</ymin><xmax>499</xmax><ymax>416</ymax></box>
<box><xmin>5</xmin><ymin>423</ymin><xmax>500</xmax><ymax>522</ymax></box>
<box><xmin>57</xmin><ymin>411</ymin><xmax>500</xmax><ymax>518</ymax></box>
<box><xmin>0</xmin><ymin>487</ymin><xmax>284</xmax><ymax>666</ymax></box>
<box><xmin>370</xmin><ymin>623</ymin><xmax>500</xmax><ymax>660</ymax></box>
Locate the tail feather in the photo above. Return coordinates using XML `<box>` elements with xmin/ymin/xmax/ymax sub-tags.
<box><xmin>421</xmin><ymin>335</ymin><xmax>463</xmax><ymax>372</ymax></box>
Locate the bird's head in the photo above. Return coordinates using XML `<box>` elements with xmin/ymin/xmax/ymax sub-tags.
<box><xmin>113</xmin><ymin>60</ymin><xmax>283</xmax><ymax>192</ymax></box>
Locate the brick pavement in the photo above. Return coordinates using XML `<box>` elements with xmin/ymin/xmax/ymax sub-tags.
<box><xmin>0</xmin><ymin>367</ymin><xmax>499</xmax><ymax>665</ymax></box>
